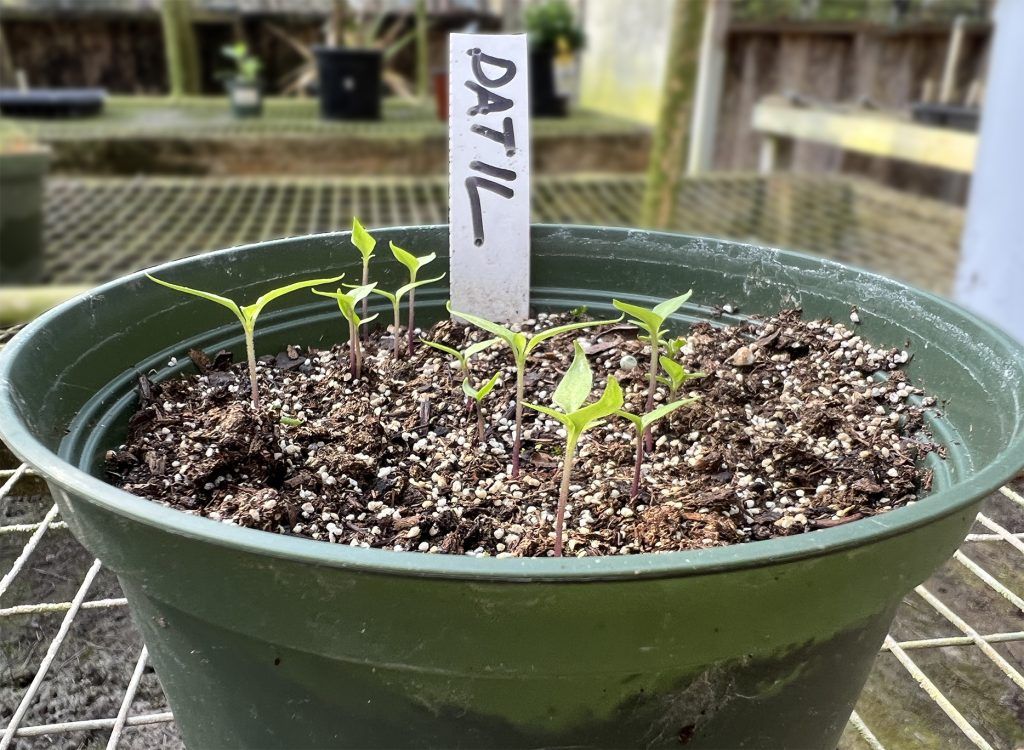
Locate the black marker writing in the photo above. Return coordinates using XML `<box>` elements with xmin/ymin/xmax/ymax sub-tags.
<box><xmin>471</xmin><ymin>118</ymin><xmax>517</xmax><ymax>156</ymax></box>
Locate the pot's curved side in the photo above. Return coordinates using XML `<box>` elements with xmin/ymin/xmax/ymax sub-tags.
<box><xmin>51</xmin><ymin>480</ymin><xmax>979</xmax><ymax>749</ymax></box>
<box><xmin>2</xmin><ymin>226</ymin><xmax>1023</xmax><ymax>748</ymax></box>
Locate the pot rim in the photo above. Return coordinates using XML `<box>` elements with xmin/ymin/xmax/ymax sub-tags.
<box><xmin>2</xmin><ymin>224</ymin><xmax>1022</xmax><ymax>582</ymax></box>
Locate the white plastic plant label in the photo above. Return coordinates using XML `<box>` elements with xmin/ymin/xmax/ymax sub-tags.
<box><xmin>448</xmin><ymin>33</ymin><xmax>531</xmax><ymax>323</ymax></box>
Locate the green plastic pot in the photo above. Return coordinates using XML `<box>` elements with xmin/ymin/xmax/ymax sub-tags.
<box><xmin>0</xmin><ymin>146</ymin><xmax>50</xmax><ymax>284</ymax></box>
<box><xmin>1</xmin><ymin>226</ymin><xmax>1022</xmax><ymax>749</ymax></box>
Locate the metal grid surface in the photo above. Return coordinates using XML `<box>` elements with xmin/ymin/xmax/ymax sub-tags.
<box><xmin>40</xmin><ymin>172</ymin><xmax>962</xmax><ymax>293</ymax></box>
<box><xmin>1</xmin><ymin>97</ymin><xmax>646</xmax><ymax>142</ymax></box>
<box><xmin>2</xmin><ymin>461</ymin><xmax>1023</xmax><ymax>748</ymax></box>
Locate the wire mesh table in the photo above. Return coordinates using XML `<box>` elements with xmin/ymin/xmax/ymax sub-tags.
<box><xmin>39</xmin><ymin>172</ymin><xmax>962</xmax><ymax>294</ymax></box>
<box><xmin>2</xmin><ymin>465</ymin><xmax>1022</xmax><ymax>749</ymax></box>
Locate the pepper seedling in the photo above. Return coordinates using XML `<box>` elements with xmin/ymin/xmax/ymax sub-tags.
<box><xmin>612</xmin><ymin>290</ymin><xmax>692</xmax><ymax>449</ymax></box>
<box><xmin>524</xmin><ymin>340</ymin><xmax>623</xmax><ymax>557</ymax></box>
<box><xmin>447</xmin><ymin>302</ymin><xmax>622</xmax><ymax>478</ymax></box>
<box><xmin>462</xmin><ymin>372</ymin><xmax>501</xmax><ymax>444</ymax></box>
<box><xmin>351</xmin><ymin>218</ymin><xmax>376</xmax><ymax>324</ymax></box>
<box><xmin>312</xmin><ymin>283</ymin><xmax>379</xmax><ymax>379</ymax></box>
<box><xmin>421</xmin><ymin>337</ymin><xmax>499</xmax><ymax>378</ymax></box>
<box><xmin>390</xmin><ymin>242</ymin><xmax>437</xmax><ymax>355</ymax></box>
<box><xmin>364</xmin><ymin>272</ymin><xmax>446</xmax><ymax>358</ymax></box>
<box><xmin>147</xmin><ymin>273</ymin><xmax>343</xmax><ymax>410</ymax></box>
<box><xmin>618</xmin><ymin>397</ymin><xmax>699</xmax><ymax>499</ymax></box>
<box><xmin>658</xmin><ymin>355</ymin><xmax>706</xmax><ymax>398</ymax></box>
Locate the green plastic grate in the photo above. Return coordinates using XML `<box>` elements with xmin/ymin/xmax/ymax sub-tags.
<box><xmin>40</xmin><ymin>172</ymin><xmax>963</xmax><ymax>293</ymax></box>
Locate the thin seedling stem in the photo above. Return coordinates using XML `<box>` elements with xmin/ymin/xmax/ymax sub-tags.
<box><xmin>348</xmin><ymin>324</ymin><xmax>358</xmax><ymax>377</ymax></box>
<box><xmin>476</xmin><ymin>403</ymin><xmax>486</xmax><ymax>443</ymax></box>
<box><xmin>407</xmin><ymin>288</ymin><xmax>417</xmax><ymax>355</ymax></box>
<box><xmin>391</xmin><ymin>300</ymin><xmax>402</xmax><ymax>357</ymax></box>
<box><xmin>512</xmin><ymin>367</ymin><xmax>525</xmax><ymax>478</ymax></box>
<box><xmin>554</xmin><ymin>434</ymin><xmax>578</xmax><ymax>557</ymax></box>
<box><xmin>631</xmin><ymin>434</ymin><xmax>644</xmax><ymax>499</ymax></box>
<box><xmin>644</xmin><ymin>340</ymin><xmax>659</xmax><ymax>451</ymax></box>
<box><xmin>360</xmin><ymin>263</ymin><xmax>370</xmax><ymax>337</ymax></box>
<box><xmin>244</xmin><ymin>327</ymin><xmax>260</xmax><ymax>410</ymax></box>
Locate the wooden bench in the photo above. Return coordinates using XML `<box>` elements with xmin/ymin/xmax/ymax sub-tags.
<box><xmin>753</xmin><ymin>95</ymin><xmax>977</xmax><ymax>174</ymax></box>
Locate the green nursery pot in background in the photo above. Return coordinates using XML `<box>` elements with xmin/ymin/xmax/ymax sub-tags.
<box><xmin>1</xmin><ymin>226</ymin><xmax>1022</xmax><ymax>749</ymax></box>
<box><xmin>0</xmin><ymin>146</ymin><xmax>50</xmax><ymax>284</ymax></box>
<box><xmin>227</xmin><ymin>80</ymin><xmax>263</xmax><ymax>119</ymax></box>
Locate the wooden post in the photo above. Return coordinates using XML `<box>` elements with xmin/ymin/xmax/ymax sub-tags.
<box><xmin>687</xmin><ymin>0</ymin><xmax>730</xmax><ymax>176</ymax></box>
<box><xmin>328</xmin><ymin>0</ymin><xmax>348</xmax><ymax>47</ymax></box>
<box><xmin>160</xmin><ymin>0</ymin><xmax>201</xmax><ymax>97</ymax></box>
<box><xmin>0</xmin><ymin>25</ymin><xmax>16</xmax><ymax>89</ymax></box>
<box><xmin>641</xmin><ymin>0</ymin><xmax>705</xmax><ymax>229</ymax></box>
<box><xmin>415</xmin><ymin>0</ymin><xmax>429</xmax><ymax>99</ymax></box>
<box><xmin>939</xmin><ymin>15</ymin><xmax>966</xmax><ymax>105</ymax></box>
<box><xmin>758</xmin><ymin>135</ymin><xmax>778</xmax><ymax>174</ymax></box>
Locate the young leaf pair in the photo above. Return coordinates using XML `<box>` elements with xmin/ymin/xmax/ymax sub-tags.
<box><xmin>421</xmin><ymin>338</ymin><xmax>500</xmax><ymax>444</ymax></box>
<box><xmin>147</xmin><ymin>273</ymin><xmax>343</xmax><ymax>409</ymax></box>
<box><xmin>352</xmin><ymin>219</ymin><xmax>442</xmax><ymax>358</ymax></box>
<box><xmin>446</xmin><ymin>302</ymin><xmax>622</xmax><ymax>478</ymax></box>
<box><xmin>612</xmin><ymin>291</ymin><xmax>691</xmax><ymax>449</ymax></box>
<box><xmin>524</xmin><ymin>340</ymin><xmax>624</xmax><ymax>557</ymax></box>
<box><xmin>312</xmin><ymin>284</ymin><xmax>377</xmax><ymax>379</ymax></box>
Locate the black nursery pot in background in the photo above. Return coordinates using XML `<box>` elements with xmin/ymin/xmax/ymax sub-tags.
<box><xmin>314</xmin><ymin>47</ymin><xmax>383</xmax><ymax>121</ymax></box>
<box><xmin>530</xmin><ymin>48</ymin><xmax>568</xmax><ymax>117</ymax></box>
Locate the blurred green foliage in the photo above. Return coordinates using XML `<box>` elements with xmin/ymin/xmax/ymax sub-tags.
<box><xmin>524</xmin><ymin>0</ymin><xmax>585</xmax><ymax>52</ymax></box>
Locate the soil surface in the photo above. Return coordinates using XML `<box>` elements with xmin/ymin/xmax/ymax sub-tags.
<box><xmin>107</xmin><ymin>310</ymin><xmax>939</xmax><ymax>557</ymax></box>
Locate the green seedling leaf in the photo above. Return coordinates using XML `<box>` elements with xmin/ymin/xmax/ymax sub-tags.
<box><xmin>567</xmin><ymin>376</ymin><xmax>623</xmax><ymax>435</ymax></box>
<box><xmin>658</xmin><ymin>355</ymin><xmax>706</xmax><ymax>393</ymax></box>
<box><xmin>422</xmin><ymin>339</ymin><xmax>461</xmax><ymax>361</ymax></box>
<box><xmin>526</xmin><ymin>342</ymin><xmax>624</xmax><ymax>440</ymax></box>
<box><xmin>523</xmin><ymin>316</ymin><xmax>623</xmax><ymax>356</ymax></box>
<box><xmin>147</xmin><ymin>275</ymin><xmax>245</xmax><ymax>327</ymax></box>
<box><xmin>390</xmin><ymin>242</ymin><xmax>436</xmax><ymax>282</ymax></box>
<box><xmin>280</xmin><ymin>415</ymin><xmax>305</xmax><ymax>427</ymax></box>
<box><xmin>653</xmin><ymin>289</ymin><xmax>693</xmax><ymax>320</ymax></box>
<box><xmin>446</xmin><ymin>301</ymin><xmax>520</xmax><ymax>354</ymax></box>
<box><xmin>462</xmin><ymin>372</ymin><xmax>501</xmax><ymax>403</ymax></box>
<box><xmin>396</xmin><ymin>273</ymin><xmax>445</xmax><ymax>301</ymax></box>
<box><xmin>612</xmin><ymin>289</ymin><xmax>692</xmax><ymax>338</ymax></box>
<box><xmin>666</xmin><ymin>336</ymin><xmax>688</xmax><ymax>358</ymax></box>
<box><xmin>553</xmin><ymin>340</ymin><xmax>593</xmax><ymax>414</ymax></box>
<box><xmin>611</xmin><ymin>299</ymin><xmax>664</xmax><ymax>336</ymax></box>
<box><xmin>465</xmin><ymin>337</ymin><xmax>499</xmax><ymax>358</ymax></box>
<box><xmin>618</xmin><ymin>396</ymin><xmax>699</xmax><ymax>434</ymax></box>
<box><xmin>241</xmin><ymin>274</ymin><xmax>345</xmax><ymax>326</ymax></box>
<box><xmin>422</xmin><ymin>336</ymin><xmax>498</xmax><ymax>373</ymax></box>
<box><xmin>351</xmin><ymin>218</ymin><xmax>376</xmax><ymax>263</ymax></box>
<box><xmin>148</xmin><ymin>273</ymin><xmax>344</xmax><ymax>333</ymax></box>
<box><xmin>313</xmin><ymin>283</ymin><xmax>377</xmax><ymax>326</ymax></box>
<box><xmin>522</xmin><ymin>401</ymin><xmax>571</xmax><ymax>429</ymax></box>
